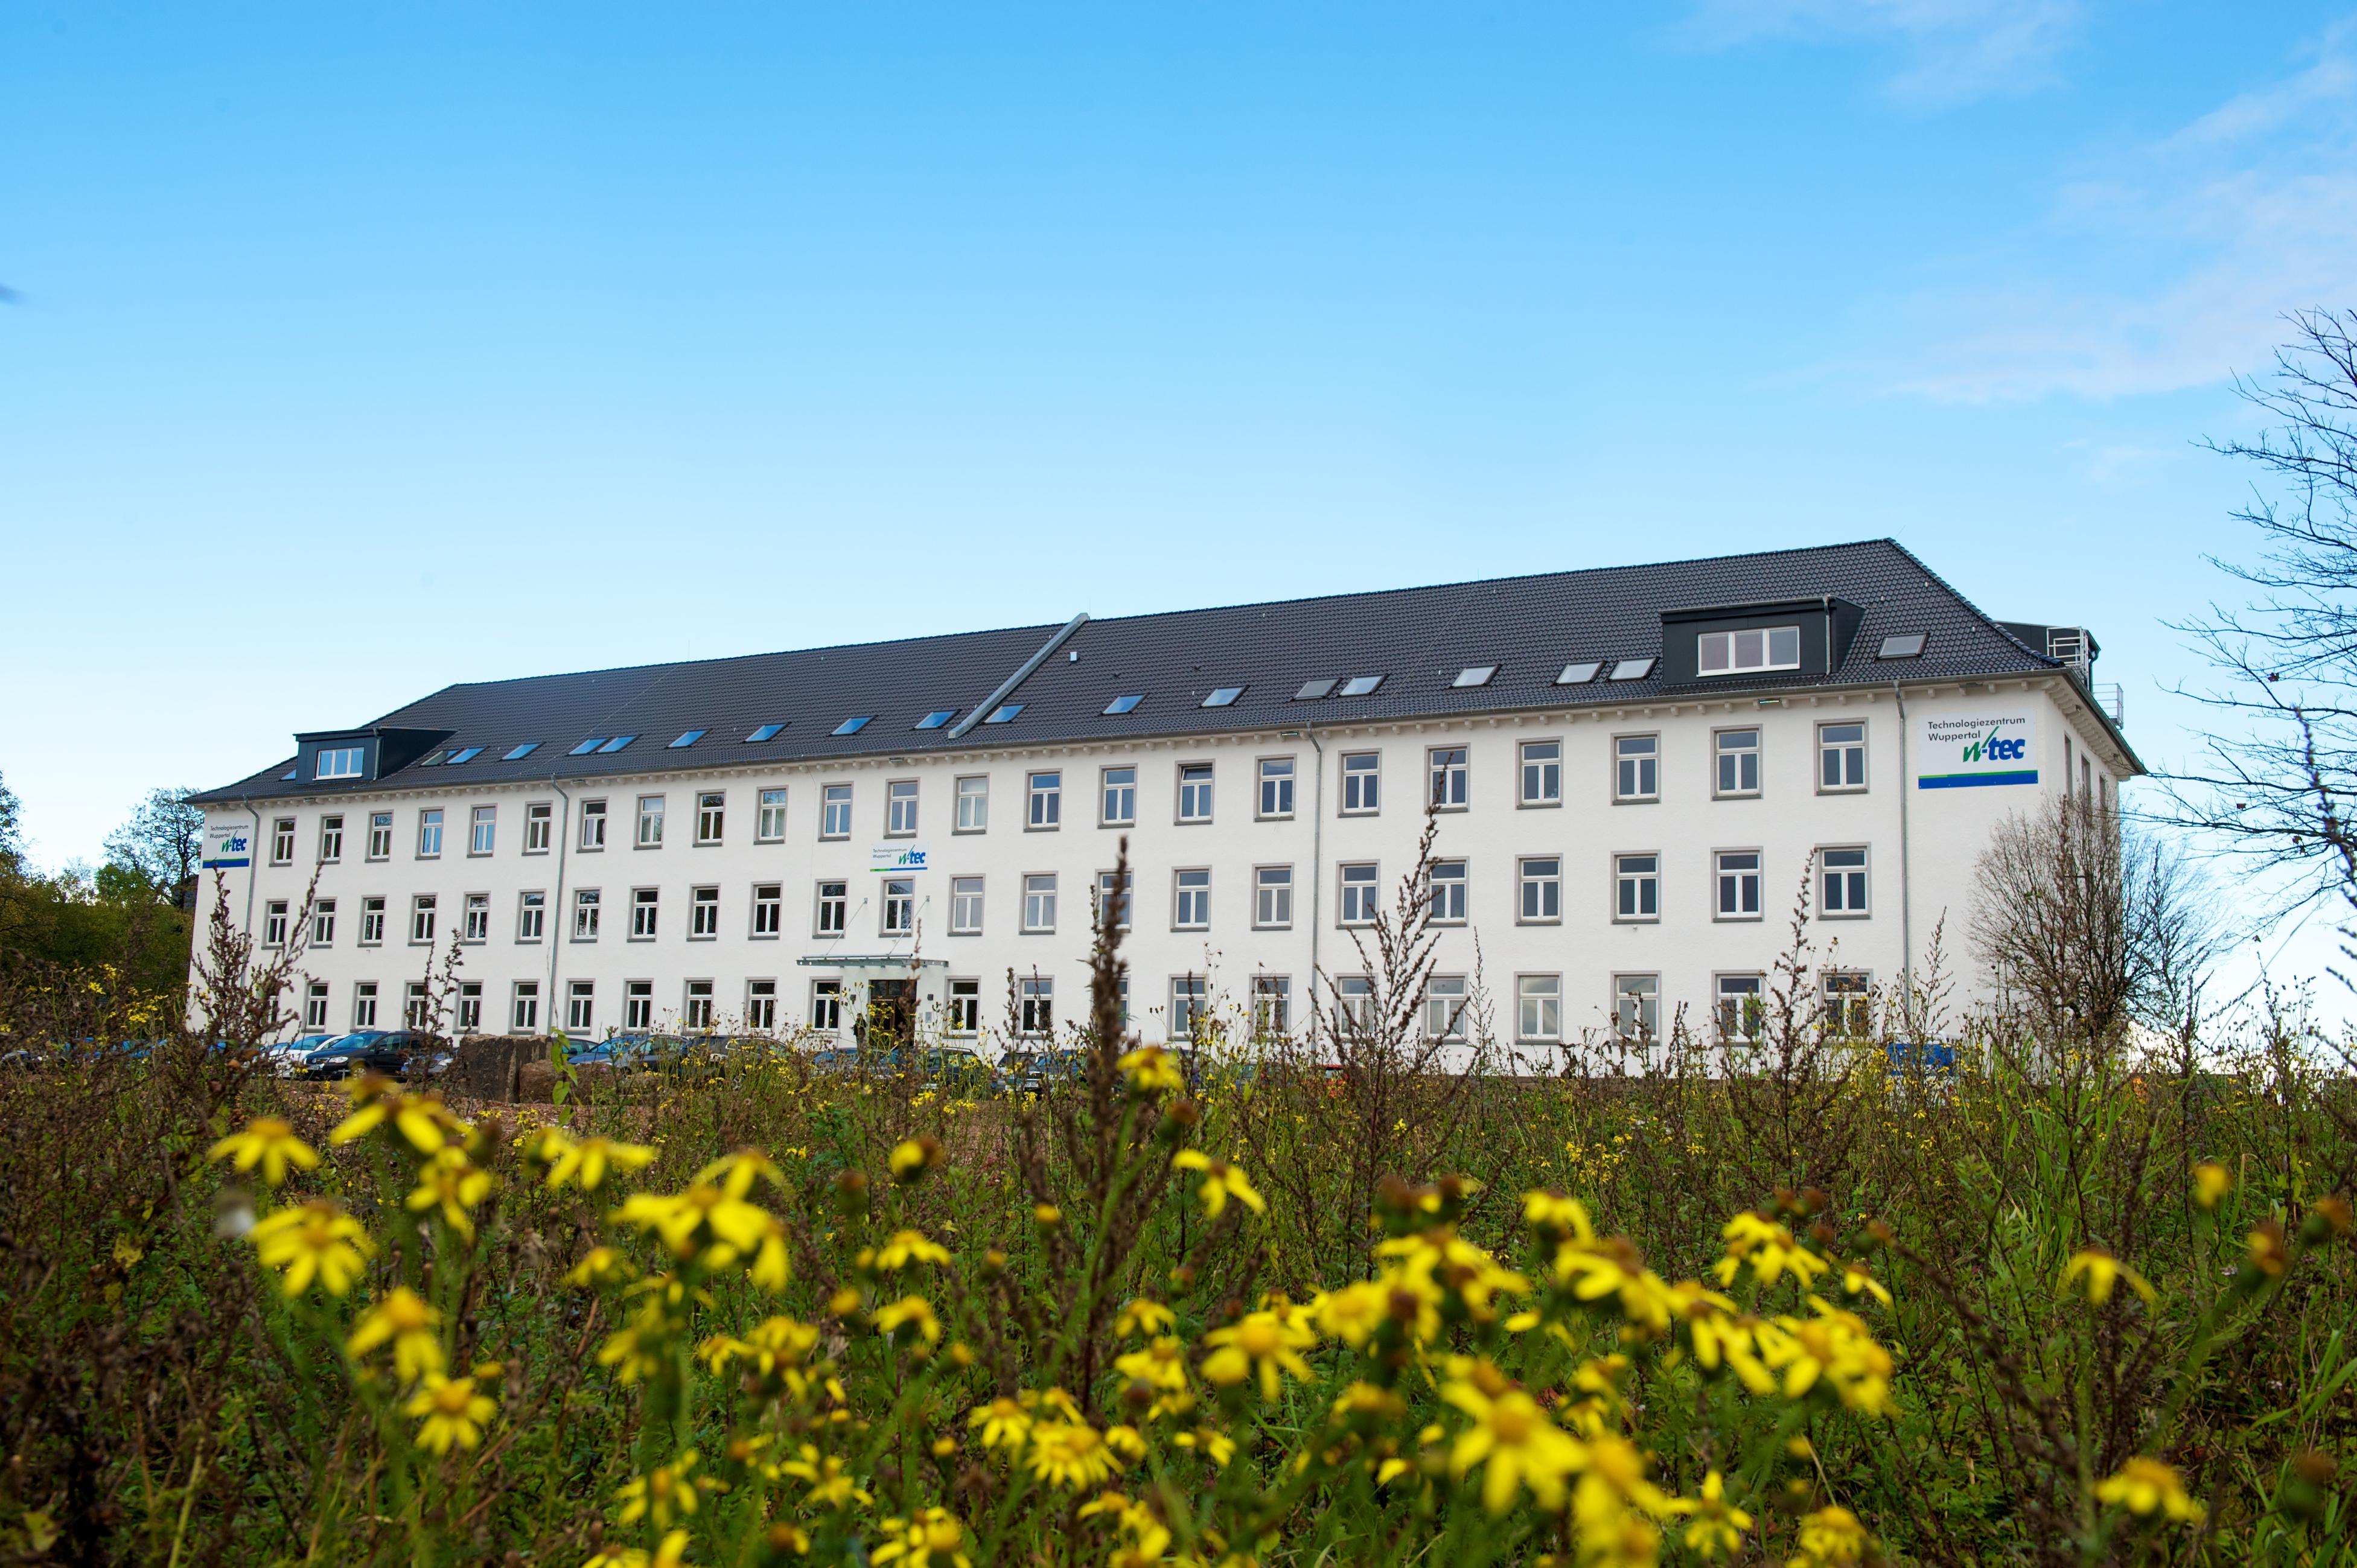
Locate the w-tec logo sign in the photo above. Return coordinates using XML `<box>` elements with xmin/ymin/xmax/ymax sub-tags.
<box><xmin>1919</xmin><ymin>712</ymin><xmax>2038</xmax><ymax>790</ymax></box>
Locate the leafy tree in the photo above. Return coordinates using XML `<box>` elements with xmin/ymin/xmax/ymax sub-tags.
<box><xmin>103</xmin><ymin>787</ymin><xmax>205</xmax><ymax>908</ymax></box>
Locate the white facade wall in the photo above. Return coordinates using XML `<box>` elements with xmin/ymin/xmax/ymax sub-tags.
<box><xmin>200</xmin><ymin>673</ymin><xmax>2126</xmax><ymax>1054</ymax></box>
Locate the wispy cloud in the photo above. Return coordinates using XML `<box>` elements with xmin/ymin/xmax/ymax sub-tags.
<box><xmin>1892</xmin><ymin>20</ymin><xmax>2357</xmax><ymax>401</ymax></box>
<box><xmin>1680</xmin><ymin>0</ymin><xmax>2084</xmax><ymax>105</ymax></box>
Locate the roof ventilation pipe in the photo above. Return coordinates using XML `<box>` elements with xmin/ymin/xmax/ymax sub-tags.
<box><xmin>947</xmin><ymin>613</ymin><xmax>1089</xmax><ymax>739</ymax></box>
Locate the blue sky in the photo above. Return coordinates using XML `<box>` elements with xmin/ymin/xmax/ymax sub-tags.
<box><xmin>6</xmin><ymin>2</ymin><xmax>2356</xmax><ymax>995</ymax></box>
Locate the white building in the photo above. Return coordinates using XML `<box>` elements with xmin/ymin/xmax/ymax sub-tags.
<box><xmin>191</xmin><ymin>540</ymin><xmax>2138</xmax><ymax>1053</ymax></box>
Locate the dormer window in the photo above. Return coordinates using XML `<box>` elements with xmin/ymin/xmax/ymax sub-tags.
<box><xmin>1697</xmin><ymin>626</ymin><xmax>1800</xmax><ymax>677</ymax></box>
<box><xmin>316</xmin><ymin>745</ymin><xmax>365</xmax><ymax>780</ymax></box>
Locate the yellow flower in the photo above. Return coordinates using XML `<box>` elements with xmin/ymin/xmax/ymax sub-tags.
<box><xmin>1669</xmin><ymin>1470</ymin><xmax>1752</xmax><ymax>1560</ymax></box>
<box><xmin>872</xmin><ymin>1506</ymin><xmax>972</xmax><ymax>1568</ymax></box>
<box><xmin>346</xmin><ymin>1287</ymin><xmax>444</xmax><ymax>1382</ymax></box>
<box><xmin>1522</xmin><ymin>1190</ymin><xmax>1596</xmax><ymax>1243</ymax></box>
<box><xmin>777</xmin><ymin>1444</ymin><xmax>872</xmax><ymax>1508</ymax></box>
<box><xmin>1442</xmin><ymin>1364</ymin><xmax>1589</xmax><ymax>1513</ymax></box>
<box><xmin>1172</xmin><ymin>1424</ymin><xmax>1235</xmax><ymax>1468</ymax></box>
<box><xmin>407</xmin><ymin>1147</ymin><xmax>494</xmax><ymax>1238</ymax></box>
<box><xmin>875</xmin><ymin>1294</ymin><xmax>942</xmax><ymax>1345</ymax></box>
<box><xmin>1312</xmin><ymin>1281</ymin><xmax>1391</xmax><ymax>1347</ymax></box>
<box><xmin>1201</xmin><ymin>1310</ymin><xmax>1317</xmax><ymax>1400</ymax></box>
<box><xmin>537</xmin><ymin>1129</ymin><xmax>657</xmax><ymax>1193</ymax></box>
<box><xmin>966</xmin><ymin>1397</ymin><xmax>1031</xmax><ymax>1451</ymax></box>
<box><xmin>1837</xmin><ymin>1260</ymin><xmax>1893</xmax><ymax>1308</ymax></box>
<box><xmin>208</xmin><ymin>1117</ymin><xmax>320</xmax><ymax>1185</ymax></box>
<box><xmin>875</xmin><ymin>1229</ymin><xmax>952</xmax><ymax>1271</ymax></box>
<box><xmin>1114</xmin><ymin>1298</ymin><xmax>1177</xmax><ymax>1338</ymax></box>
<box><xmin>617</xmin><ymin>1450</ymin><xmax>702</xmax><ymax>1528</ymax></box>
<box><xmin>1117</xmin><ymin>1045</ymin><xmax>1185</xmax><ymax>1094</ymax></box>
<box><xmin>2193</xmin><ymin>1160</ymin><xmax>2231</xmax><ymax>1210</ymax></box>
<box><xmin>2096</xmin><ymin>1458</ymin><xmax>2205</xmax><ymax>1523</ymax></box>
<box><xmin>1025</xmin><ymin>1420</ymin><xmax>1126</xmax><ymax>1489</ymax></box>
<box><xmin>402</xmin><ymin>1372</ymin><xmax>496</xmax><ymax>1455</ymax></box>
<box><xmin>1716</xmin><ymin>1212</ymin><xmax>1828</xmax><ymax>1291</ymax></box>
<box><xmin>250</xmin><ymin>1200</ymin><xmax>375</xmax><ymax>1297</ymax></box>
<box><xmin>1172</xmin><ymin>1150</ymin><xmax>1265</xmax><ymax>1218</ymax></box>
<box><xmin>566</xmin><ymin>1246</ymin><xmax>637</xmax><ymax>1287</ymax></box>
<box><xmin>1114</xmin><ymin>1336</ymin><xmax>1191</xmax><ymax>1413</ymax></box>
<box><xmin>889</xmin><ymin>1136</ymin><xmax>944</xmax><ymax>1182</ymax></box>
<box><xmin>331</xmin><ymin>1082</ymin><xmax>465</xmax><ymax>1155</ymax></box>
<box><xmin>2061</xmin><ymin>1247</ymin><xmax>2156</xmax><ymax>1307</ymax></box>
<box><xmin>1787</xmin><ymin>1504</ymin><xmax>1871</xmax><ymax>1567</ymax></box>
<box><xmin>1755</xmin><ymin>1301</ymin><xmax>1896</xmax><ymax>1415</ymax></box>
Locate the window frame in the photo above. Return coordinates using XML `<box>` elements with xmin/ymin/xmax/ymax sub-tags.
<box><xmin>636</xmin><ymin>795</ymin><xmax>666</xmax><ymax>849</ymax></box>
<box><xmin>695</xmin><ymin>791</ymin><xmax>726</xmax><ymax>846</ymax></box>
<box><xmin>1519</xmin><ymin>739</ymin><xmax>1563</xmax><ymax>808</ymax></box>
<box><xmin>1027</xmin><ymin>771</ymin><xmax>1062</xmax><ymax>831</ymax></box>
<box><xmin>1517</xmin><ymin>856</ymin><xmax>1563</xmax><ymax>924</ymax></box>
<box><xmin>1251</xmin><ymin>974</ymin><xmax>1292</xmax><ymax>1037</ymax></box>
<box><xmin>1424</xmin><ymin>975</ymin><xmax>1469</xmax><ymax>1041</ymax></box>
<box><xmin>629</xmin><ymin>887</ymin><xmax>659</xmax><ymax>941</ymax></box>
<box><xmin>1338</xmin><ymin>862</ymin><xmax>1381</xmax><ymax>926</ymax></box>
<box><xmin>809</xmin><ymin>979</ymin><xmax>842</xmax><ymax>1033</ymax></box>
<box><xmin>950</xmin><ymin>875</ymin><xmax>984</xmax><ymax>935</ymax></box>
<box><xmin>511</xmin><ymin>981</ymin><xmax>541</xmax><ymax>1034</ymax></box>
<box><xmin>625</xmin><ymin>980</ymin><xmax>655</xmax><ymax>1031</ymax></box>
<box><xmin>1341</xmin><ymin>751</ymin><xmax>1381</xmax><ymax>815</ymax></box>
<box><xmin>1018</xmin><ymin>975</ymin><xmax>1054</xmax><ymax>1037</ymax></box>
<box><xmin>468</xmin><ymin>804</ymin><xmax>496</xmax><ymax>857</ymax></box>
<box><xmin>311</xmin><ymin>898</ymin><xmax>336</xmax><ymax>947</ymax></box>
<box><xmin>756</xmin><ymin>787</ymin><xmax>789</xmax><ymax>843</ymax></box>
<box><xmin>270</xmin><ymin>817</ymin><xmax>295</xmax><ymax>866</ymax></box>
<box><xmin>885</xmin><ymin>779</ymin><xmax>920</xmax><ymax>838</ymax></box>
<box><xmin>814</xmin><ymin>880</ymin><xmax>849</xmax><ymax>938</ymax></box>
<box><xmin>947</xmin><ymin>978</ymin><xmax>981</xmax><ymax>1035</ymax></box>
<box><xmin>1169</xmin><ymin>975</ymin><xmax>1208</xmax><ymax>1042</ymax></box>
<box><xmin>523</xmin><ymin>801</ymin><xmax>552</xmax><ymax>853</ymax></box>
<box><xmin>567</xmin><ymin>980</ymin><xmax>596</xmax><ymax>1033</ymax></box>
<box><xmin>573</xmin><ymin>888</ymin><xmax>601</xmax><ymax>942</ymax></box>
<box><xmin>517</xmin><ymin>890</ymin><xmax>546</xmax><ymax>942</ymax></box>
<box><xmin>1022</xmin><ymin>873</ymin><xmax>1058</xmax><ymax>934</ymax></box>
<box><xmin>1100</xmin><ymin>765</ymin><xmax>1137</xmax><ymax>828</ymax></box>
<box><xmin>954</xmin><ymin>775</ymin><xmax>989</xmax><ymax>833</ymax></box>
<box><xmin>263</xmin><ymin>899</ymin><xmax>289</xmax><ymax>948</ymax></box>
<box><xmin>317</xmin><ymin>815</ymin><xmax>344</xmax><ymax>864</ymax></box>
<box><xmin>416</xmin><ymin>809</ymin><xmax>444</xmax><ymax>859</ymax></box>
<box><xmin>1817</xmin><ymin>721</ymin><xmax>1869</xmax><ymax>794</ymax></box>
<box><xmin>1427</xmin><ymin>859</ymin><xmax>1467</xmax><ymax>925</ymax></box>
<box><xmin>881</xmin><ymin>877</ymin><xmax>916</xmax><ymax>937</ymax></box>
<box><xmin>751</xmin><ymin>882</ymin><xmax>783</xmax><ymax>939</ymax></box>
<box><xmin>1715</xmin><ymin>974</ymin><xmax>1765</xmax><ymax>1044</ymax></box>
<box><xmin>1714</xmin><ymin>849</ymin><xmax>1764</xmax><ymax>922</ymax></box>
<box><xmin>1613</xmin><ymin>852</ymin><xmax>1660</xmax><ymax>923</ymax></box>
<box><xmin>409</xmin><ymin>893</ymin><xmax>438</xmax><ymax>946</ymax></box>
<box><xmin>1517</xmin><ymin>973</ymin><xmax>1562</xmax><ymax>1042</ymax></box>
<box><xmin>683</xmin><ymin>980</ymin><xmax>715</xmax><ymax>1031</ymax></box>
<box><xmin>1173</xmin><ymin>867</ymin><xmax>1211</xmax><ymax>931</ymax></box>
<box><xmin>1427</xmin><ymin>746</ymin><xmax>1470</xmax><ymax>811</ymax></box>
<box><xmin>689</xmin><ymin>884</ymin><xmax>722</xmax><ymax>940</ymax></box>
<box><xmin>1613</xmin><ymin>974</ymin><xmax>1660</xmax><ymax>1043</ymax></box>
<box><xmin>1175</xmin><ymin>762</ymin><xmax>1214</xmax><ymax>824</ymax></box>
<box><xmin>1253</xmin><ymin>864</ymin><xmax>1294</xmax><ymax>929</ymax></box>
<box><xmin>1094</xmin><ymin>869</ymin><xmax>1133</xmax><ymax>932</ymax></box>
<box><xmin>820</xmin><ymin>783</ymin><xmax>853</xmax><ymax>841</ymax></box>
<box><xmin>578</xmin><ymin>800</ymin><xmax>607</xmax><ymax>852</ymax></box>
<box><xmin>366</xmin><ymin>812</ymin><xmax>393</xmax><ymax>861</ymax></box>
<box><xmin>352</xmin><ymin>982</ymin><xmax>379</xmax><ymax>1030</ymax></box>
<box><xmin>1613</xmin><ymin>734</ymin><xmax>1660</xmax><ymax>804</ymax></box>
<box><xmin>304</xmin><ymin>981</ymin><xmax>330</xmax><ymax>1030</ymax></box>
<box><xmin>1712</xmin><ymin>727</ymin><xmax>1762</xmax><ymax>800</ymax></box>
<box><xmin>1697</xmin><ymin>625</ymin><xmax>1802</xmax><ymax>678</ymax></box>
<box><xmin>360</xmin><ymin>896</ymin><xmax>386</xmax><ymax>946</ymax></box>
<box><xmin>462</xmin><ymin>891</ymin><xmax>490</xmax><ymax>944</ymax></box>
<box><xmin>747</xmin><ymin>978</ymin><xmax>777</xmax><ymax>1033</ymax></box>
<box><xmin>1256</xmin><ymin>755</ymin><xmax>1296</xmax><ymax>820</ymax></box>
<box><xmin>1819</xmin><ymin>845</ymin><xmax>1871</xmax><ymax>918</ymax></box>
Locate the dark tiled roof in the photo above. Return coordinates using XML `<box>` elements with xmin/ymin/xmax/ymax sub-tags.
<box><xmin>192</xmin><ymin>538</ymin><xmax>2115</xmax><ymax>803</ymax></box>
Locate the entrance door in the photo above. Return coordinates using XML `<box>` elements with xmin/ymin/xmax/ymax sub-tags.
<box><xmin>866</xmin><ymin>978</ymin><xmax>915</xmax><ymax>1047</ymax></box>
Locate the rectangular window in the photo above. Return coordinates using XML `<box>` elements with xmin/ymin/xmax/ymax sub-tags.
<box><xmin>1615</xmin><ymin>854</ymin><xmax>1659</xmax><ymax>921</ymax></box>
<box><xmin>881</xmin><ymin>878</ymin><xmax>915</xmax><ymax>935</ymax></box>
<box><xmin>1019</xmin><ymin>977</ymin><xmax>1053</xmax><ymax>1036</ymax></box>
<box><xmin>752</xmin><ymin>882</ymin><xmax>782</xmax><ymax>937</ymax></box>
<box><xmin>1615</xmin><ymin>975</ymin><xmax>1660</xmax><ymax>1042</ymax></box>
<box><xmin>955</xmin><ymin>776</ymin><xmax>989</xmax><ymax>833</ymax></box>
<box><xmin>417</xmin><ymin>809</ymin><xmax>444</xmax><ymax>858</ymax></box>
<box><xmin>270</xmin><ymin>817</ymin><xmax>295</xmax><ymax>865</ymax></box>
<box><xmin>948</xmin><ymin>978</ymin><xmax>980</xmax><ymax>1034</ymax></box>
<box><xmin>630</xmin><ymin>887</ymin><xmax>659</xmax><ymax>939</ymax></box>
<box><xmin>1174</xmin><ymin>867</ymin><xmax>1211</xmax><ymax>929</ymax></box>
<box><xmin>509</xmin><ymin>981</ymin><xmax>540</xmax><ymax>1033</ymax></box>
<box><xmin>1425</xmin><ymin>976</ymin><xmax>1468</xmax><ymax>1040</ymax></box>
<box><xmin>815</xmin><ymin>881</ymin><xmax>847</xmax><ymax>935</ymax></box>
<box><xmin>683</xmin><ymin>981</ymin><xmax>714</xmax><ymax>1030</ymax></box>
<box><xmin>467</xmin><ymin>984</ymin><xmax>493</xmax><ymax>1033</ymax></box>
<box><xmin>1170</xmin><ymin>976</ymin><xmax>1207</xmax><ymax>1040</ymax></box>
<box><xmin>1029</xmin><ymin>771</ymin><xmax>1062</xmax><ymax>829</ymax></box>
<box><xmin>573</xmin><ymin>888</ymin><xmax>601</xmax><ymax>940</ymax></box>
<box><xmin>1252</xmin><ymin>974</ymin><xmax>1290</xmax><ymax>1036</ymax></box>
<box><xmin>697</xmin><ymin>792</ymin><xmax>726</xmax><ymax>844</ymax></box>
<box><xmin>1254</xmin><ymin>864</ymin><xmax>1293</xmax><ymax>928</ymax></box>
<box><xmin>756</xmin><ymin>788</ymin><xmax>788</xmax><ymax>843</ymax></box>
<box><xmin>1520</xmin><ymin>741</ymin><xmax>1561</xmax><ymax>806</ymax></box>
<box><xmin>626</xmin><ymin>981</ymin><xmax>654</xmax><ymax>1031</ymax></box>
<box><xmin>1715</xmin><ymin>729</ymin><xmax>1761</xmax><ymax>798</ymax></box>
<box><xmin>580</xmin><ymin>800</ymin><xmax>608</xmax><ymax>850</ymax></box>
<box><xmin>311</xmin><ymin>899</ymin><xmax>336</xmax><ymax>946</ymax></box>
<box><xmin>1334</xmin><ymin>975</ymin><xmax>1374</xmax><ymax>1035</ymax></box>
<box><xmin>470</xmin><ymin>805</ymin><xmax>496</xmax><ymax>856</ymax></box>
<box><xmin>1823</xmin><ymin>970</ymin><xmax>1872</xmax><ymax>1036</ymax></box>
<box><xmin>821</xmin><ymin>783</ymin><xmax>853</xmax><ymax>840</ymax></box>
<box><xmin>525</xmin><ymin>802</ymin><xmax>552</xmax><ymax>853</ymax></box>
<box><xmin>1820</xmin><ymin>847</ymin><xmax>1869</xmax><ymax>916</ymax></box>
<box><xmin>352</xmin><ymin>983</ymin><xmax>379</xmax><ymax>1029</ymax></box>
<box><xmin>1258</xmin><ymin>756</ymin><xmax>1295</xmax><ymax>818</ymax></box>
<box><xmin>1024</xmin><ymin>873</ymin><xmax>1057</xmax><ymax>932</ymax></box>
<box><xmin>1518</xmin><ymin>857</ymin><xmax>1561</xmax><ymax>922</ymax></box>
<box><xmin>1429</xmin><ymin>860</ymin><xmax>1467</xmax><ymax>924</ymax></box>
<box><xmin>1177</xmin><ymin>763</ymin><xmax>1213</xmax><ymax>823</ymax></box>
<box><xmin>1717</xmin><ymin>975</ymin><xmax>1764</xmax><ymax>1042</ymax></box>
<box><xmin>463</xmin><ymin>893</ymin><xmax>490</xmax><ymax>942</ymax></box>
<box><xmin>316</xmin><ymin>745</ymin><xmax>365</xmax><ymax>780</ymax></box>
<box><xmin>567</xmin><ymin>981</ymin><xmax>595</xmax><ymax>1033</ymax></box>
<box><xmin>636</xmin><ymin>795</ymin><xmax>665</xmax><ymax>848</ymax></box>
<box><xmin>1339</xmin><ymin>862</ymin><xmax>1380</xmax><ymax>925</ymax></box>
<box><xmin>304</xmin><ymin>981</ymin><xmax>330</xmax><ymax>1029</ymax></box>
<box><xmin>263</xmin><ymin>899</ymin><xmax>289</xmax><ymax>948</ymax></box>
<box><xmin>1715</xmin><ymin>851</ymin><xmax>1762</xmax><ymax>919</ymax></box>
<box><xmin>1819</xmin><ymin>722</ymin><xmax>1867</xmax><ymax>792</ymax></box>
<box><xmin>747</xmin><ymin>980</ymin><xmax>777</xmax><ymax>1033</ymax></box>
<box><xmin>1698</xmin><ymin>625</ymin><xmax>1802</xmax><ymax>676</ymax></box>
<box><xmin>1101</xmin><ymin>766</ymin><xmax>1137</xmax><ymax>827</ymax></box>
<box><xmin>809</xmin><ymin>980</ymin><xmax>841</xmax><ymax>1032</ymax></box>
<box><xmin>1094</xmin><ymin>870</ymin><xmax>1132</xmax><ymax>931</ymax></box>
<box><xmin>407</xmin><ymin>983</ymin><xmax>433</xmax><ymax>1030</ymax></box>
<box><xmin>1428</xmin><ymin>747</ymin><xmax>1469</xmax><ymax>809</ymax></box>
<box><xmin>691</xmin><ymin>885</ymin><xmax>721</xmax><ymax>938</ymax></box>
<box><xmin>367</xmin><ymin>812</ymin><xmax>393</xmax><ymax>861</ymax></box>
<box><xmin>360</xmin><ymin>896</ymin><xmax>386</xmax><ymax>945</ymax></box>
<box><xmin>517</xmin><ymin>891</ymin><xmax>546</xmax><ymax>943</ymax></box>
<box><xmin>886</xmin><ymin>780</ymin><xmax>919</xmax><ymax>837</ymax></box>
<box><xmin>951</xmin><ymin>876</ymin><xmax>984</xmax><ymax>935</ymax></box>
<box><xmin>410</xmin><ymin>894</ymin><xmax>437</xmax><ymax>945</ymax></box>
<box><xmin>1342</xmin><ymin>752</ymin><xmax>1380</xmax><ymax>814</ymax></box>
<box><xmin>318</xmin><ymin>815</ymin><xmax>344</xmax><ymax>862</ymax></box>
<box><xmin>1518</xmin><ymin>974</ymin><xmax>1561</xmax><ymax>1042</ymax></box>
<box><xmin>1615</xmin><ymin>736</ymin><xmax>1659</xmax><ymax>802</ymax></box>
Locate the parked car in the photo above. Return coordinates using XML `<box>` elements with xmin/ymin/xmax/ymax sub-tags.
<box><xmin>1000</xmin><ymin>1047</ymin><xmax>1086</xmax><ymax>1095</ymax></box>
<box><xmin>923</xmin><ymin>1045</ymin><xmax>998</xmax><ymax>1095</ymax></box>
<box><xmin>301</xmin><ymin>1030</ymin><xmax>436</xmax><ymax>1080</ymax></box>
<box><xmin>264</xmin><ymin>1033</ymin><xmax>335</xmax><ymax>1076</ymax></box>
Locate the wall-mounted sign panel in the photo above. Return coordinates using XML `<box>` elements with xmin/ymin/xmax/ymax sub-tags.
<box><xmin>1917</xmin><ymin>712</ymin><xmax>2039</xmax><ymax>789</ymax></box>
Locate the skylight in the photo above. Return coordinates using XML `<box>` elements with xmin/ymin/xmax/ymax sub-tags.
<box><xmin>598</xmin><ymin>735</ymin><xmax>636</xmax><ymax>754</ymax></box>
<box><xmin>1452</xmin><ymin>665</ymin><xmax>1497</xmax><ymax>689</ymax></box>
<box><xmin>504</xmin><ymin>742</ymin><xmax>541</xmax><ymax>760</ymax></box>
<box><xmin>745</xmin><ymin>724</ymin><xmax>784</xmax><ymax>743</ymax></box>
<box><xmin>914</xmin><ymin>710</ymin><xmax>956</xmax><ymax>730</ymax></box>
<box><xmin>985</xmin><ymin>704</ymin><xmax>1023</xmax><ymax>724</ymax></box>
<box><xmin>569</xmin><ymin>738</ymin><xmax>606</xmax><ymax>756</ymax></box>
<box><xmin>1104</xmin><ymin>694</ymin><xmax>1143</xmax><ymax>715</ymax></box>
<box><xmin>1340</xmin><ymin>675</ymin><xmax>1384</xmax><ymax>696</ymax></box>
<box><xmin>1293</xmin><ymin>678</ymin><xmax>1336</xmax><ymax>701</ymax></box>
<box><xmin>281</xmin><ymin>768</ymin><xmax>298</xmax><ymax>780</ymax></box>
<box><xmin>1555</xmin><ymin>662</ymin><xmax>1603</xmax><ymax>686</ymax></box>
<box><xmin>1877</xmin><ymin>633</ymin><xmax>1927</xmax><ymax>660</ymax></box>
<box><xmin>447</xmin><ymin>747</ymin><xmax>484</xmax><ymax>765</ymax></box>
<box><xmin>418</xmin><ymin>751</ymin><xmax>447</xmax><ymax>767</ymax></box>
<box><xmin>669</xmin><ymin>730</ymin><xmax>706</xmax><ymax>749</ymax></box>
<box><xmin>1607</xmin><ymin>658</ymin><xmax>1656</xmax><ymax>681</ymax></box>
<box><xmin>833</xmin><ymin>716</ymin><xmax>872</xmax><ymax>736</ymax></box>
<box><xmin>1202</xmin><ymin>687</ymin><xmax>1244</xmax><ymax>708</ymax></box>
